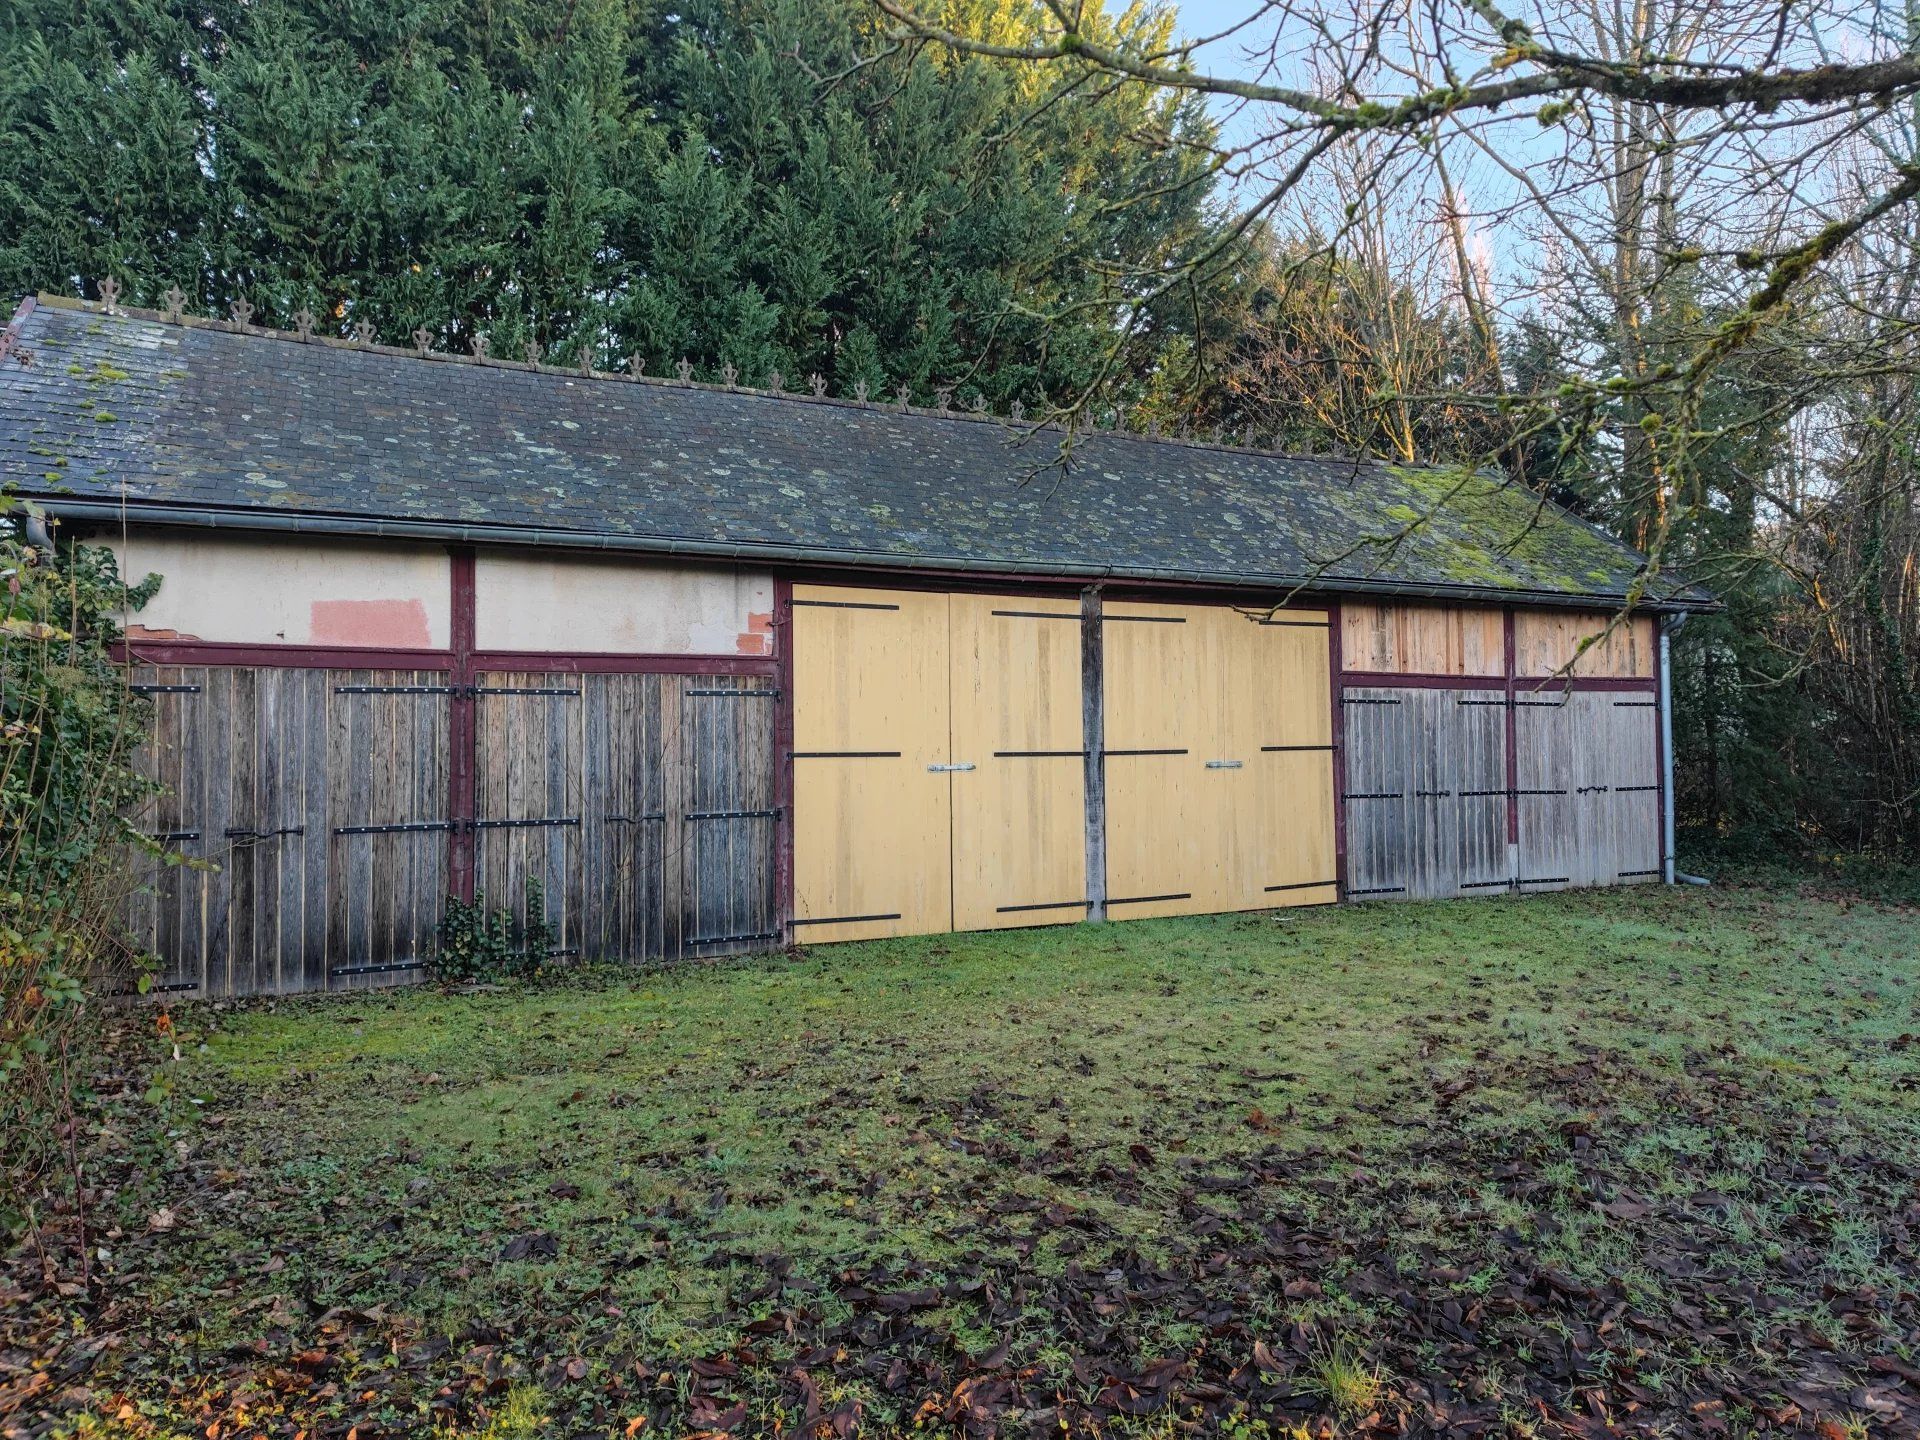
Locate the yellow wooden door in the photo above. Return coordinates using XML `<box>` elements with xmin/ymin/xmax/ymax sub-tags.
<box><xmin>949</xmin><ymin>595</ymin><xmax>1087</xmax><ymax>930</ymax></box>
<box><xmin>1216</xmin><ymin>607</ymin><xmax>1337</xmax><ymax>909</ymax></box>
<box><xmin>1101</xmin><ymin>601</ymin><xmax>1223</xmax><ymax>919</ymax></box>
<box><xmin>791</xmin><ymin>584</ymin><xmax>952</xmax><ymax>941</ymax></box>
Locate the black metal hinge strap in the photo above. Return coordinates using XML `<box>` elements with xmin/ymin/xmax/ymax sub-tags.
<box><xmin>1343</xmin><ymin>791</ymin><xmax>1403</xmax><ymax>800</ymax></box>
<box><xmin>1459</xmin><ymin>789</ymin><xmax>1508</xmax><ymax>797</ymax></box>
<box><xmin>224</xmin><ymin>825</ymin><xmax>306</xmax><ymax>840</ymax></box>
<box><xmin>1414</xmin><ymin>789</ymin><xmax>1453</xmax><ymax>798</ymax></box>
<box><xmin>471</xmin><ymin>816</ymin><xmax>581</xmax><ymax>830</ymax></box>
<box><xmin>334</xmin><ymin>684</ymin><xmax>461</xmax><ymax>695</ymax></box>
<box><xmin>1107</xmin><ymin>892</ymin><xmax>1192</xmax><ymax>905</ymax></box>
<box><xmin>1459</xmin><ymin>878</ymin><xmax>1515</xmax><ymax>890</ymax></box>
<box><xmin>1615</xmin><ymin>784</ymin><xmax>1660</xmax><ymax>793</ymax></box>
<box><xmin>334</xmin><ymin>820</ymin><xmax>456</xmax><ymax>835</ymax></box>
<box><xmin>1103</xmin><ymin>748</ymin><xmax>1188</xmax><ymax>757</ymax></box>
<box><xmin>1458</xmin><ymin>698</ymin><xmax>1508</xmax><ymax>707</ymax></box>
<box><xmin>685</xmin><ymin>808</ymin><xmax>781</xmax><ymax>821</ymax></box>
<box><xmin>1262</xmin><ymin>743</ymin><xmax>1335</xmax><ymax>752</ymax></box>
<box><xmin>474</xmin><ymin>685</ymin><xmax>580</xmax><ymax>697</ymax></box>
<box><xmin>109</xmin><ymin>979</ymin><xmax>202</xmax><ymax>996</ymax></box>
<box><xmin>331</xmin><ymin>960</ymin><xmax>427</xmax><ymax>978</ymax></box>
<box><xmin>131</xmin><ymin>683</ymin><xmax>202</xmax><ymax>694</ymax></box>
<box><xmin>1513</xmin><ymin>788</ymin><xmax>1567</xmax><ymax>796</ymax></box>
<box><xmin>605</xmin><ymin>813</ymin><xmax>667</xmax><ymax>823</ymax></box>
<box><xmin>793</xmin><ymin>750</ymin><xmax>901</xmax><ymax>759</ymax></box>
<box><xmin>1512</xmin><ymin>699</ymin><xmax>1567</xmax><ymax>708</ymax></box>
<box><xmin>1576</xmin><ymin>785</ymin><xmax>1611</xmax><ymax>795</ymax></box>
<box><xmin>1349</xmin><ymin>886</ymin><xmax>1407</xmax><ymax>896</ymax></box>
<box><xmin>1102</xmin><ymin>614</ymin><xmax>1186</xmax><ymax>624</ymax></box>
<box><xmin>686</xmin><ymin>688</ymin><xmax>780</xmax><ymax>698</ymax></box>
<box><xmin>1614</xmin><ymin>700</ymin><xmax>1658</xmax><ymax>708</ymax></box>
<box><xmin>1343</xmin><ymin>697</ymin><xmax>1401</xmax><ymax>706</ymax></box>
<box><xmin>793</xmin><ymin>912</ymin><xmax>901</xmax><ymax>926</ymax></box>
<box><xmin>151</xmin><ymin>829</ymin><xmax>201</xmax><ymax>843</ymax></box>
<box><xmin>1618</xmin><ymin>869</ymin><xmax>1662</xmax><ymax>878</ymax></box>
<box><xmin>1264</xmin><ymin>879</ymin><xmax>1337</xmax><ymax>892</ymax></box>
<box><xmin>1258</xmin><ymin>618</ymin><xmax>1331</xmax><ymax>627</ymax></box>
<box><xmin>995</xmin><ymin>749</ymin><xmax>1087</xmax><ymax>758</ymax></box>
<box><xmin>991</xmin><ymin>609</ymin><xmax>1080</xmax><ymax>621</ymax></box>
<box><xmin>1519</xmin><ymin>876</ymin><xmax>1571</xmax><ymax>886</ymax></box>
<box><xmin>996</xmin><ymin>900</ymin><xmax>1089</xmax><ymax>914</ymax></box>
<box><xmin>793</xmin><ymin>599</ymin><xmax>899</xmax><ymax>611</ymax></box>
<box><xmin>688</xmin><ymin>929</ymin><xmax>784</xmax><ymax>945</ymax></box>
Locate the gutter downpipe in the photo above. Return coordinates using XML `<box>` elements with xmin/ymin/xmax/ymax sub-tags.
<box><xmin>1660</xmin><ymin>612</ymin><xmax>1687</xmax><ymax>884</ymax></box>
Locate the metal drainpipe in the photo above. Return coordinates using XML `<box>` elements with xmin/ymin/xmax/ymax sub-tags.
<box><xmin>1660</xmin><ymin>612</ymin><xmax>1687</xmax><ymax>884</ymax></box>
<box><xmin>22</xmin><ymin>510</ymin><xmax>54</xmax><ymax>559</ymax></box>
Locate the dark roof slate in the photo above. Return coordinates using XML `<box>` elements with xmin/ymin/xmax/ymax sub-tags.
<box><xmin>0</xmin><ymin>296</ymin><xmax>1707</xmax><ymax>608</ymax></box>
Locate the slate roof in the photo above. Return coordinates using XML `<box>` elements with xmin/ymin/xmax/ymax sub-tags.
<box><xmin>0</xmin><ymin>295</ymin><xmax>1708</xmax><ymax>609</ymax></box>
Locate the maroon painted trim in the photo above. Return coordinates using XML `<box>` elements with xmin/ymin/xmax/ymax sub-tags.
<box><xmin>1338</xmin><ymin>669</ymin><xmax>1656</xmax><ymax>693</ymax></box>
<box><xmin>116</xmin><ymin>639</ymin><xmax>454</xmax><ymax>670</ymax></box>
<box><xmin>448</xmin><ymin>549</ymin><xmax>478</xmax><ymax>902</ymax></box>
<box><xmin>1328</xmin><ymin>601</ymin><xmax>1347</xmax><ymax>900</ymax></box>
<box><xmin>1513</xmin><ymin>674</ymin><xmax>1657</xmax><ymax>693</ymax></box>
<box><xmin>1340</xmin><ymin>670</ymin><xmax>1507</xmax><ymax>690</ymax></box>
<box><xmin>781</xmin><ymin>561</ymin><xmax>1366</xmax><ymax>614</ymax></box>
<box><xmin>1504</xmin><ymin>609</ymin><xmax>1519</xmax><ymax>846</ymax></box>
<box><xmin>467</xmin><ymin>649</ymin><xmax>777</xmax><ymax>676</ymax></box>
<box><xmin>772</xmin><ymin>577</ymin><xmax>796</xmax><ymax>944</ymax></box>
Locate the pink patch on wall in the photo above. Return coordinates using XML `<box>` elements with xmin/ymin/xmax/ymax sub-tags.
<box><xmin>309</xmin><ymin>598</ymin><xmax>434</xmax><ymax>648</ymax></box>
<box><xmin>737</xmin><ymin>610</ymin><xmax>774</xmax><ymax>655</ymax></box>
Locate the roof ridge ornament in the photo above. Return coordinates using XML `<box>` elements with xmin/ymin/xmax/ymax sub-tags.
<box><xmin>626</xmin><ymin>354</ymin><xmax>645</xmax><ymax>380</ymax></box>
<box><xmin>853</xmin><ymin>379</ymin><xmax>869</xmax><ymax>403</ymax></box>
<box><xmin>413</xmin><ymin>326</ymin><xmax>433</xmax><ymax>356</ymax></box>
<box><xmin>525</xmin><ymin>338</ymin><xmax>543</xmax><ymax>368</ymax></box>
<box><xmin>809</xmin><ymin>373</ymin><xmax>826</xmax><ymax>397</ymax></box>
<box><xmin>471</xmin><ymin>334</ymin><xmax>490</xmax><ymax>362</ymax></box>
<box><xmin>894</xmin><ymin>381</ymin><xmax>911</xmax><ymax>411</ymax></box>
<box><xmin>292</xmin><ymin>307</ymin><xmax>316</xmax><ymax>342</ymax></box>
<box><xmin>577</xmin><ymin>346</ymin><xmax>594</xmax><ymax>375</ymax></box>
<box><xmin>969</xmin><ymin>393</ymin><xmax>986</xmax><ymax>414</ymax></box>
<box><xmin>352</xmin><ymin>318</ymin><xmax>376</xmax><ymax>348</ymax></box>
<box><xmin>162</xmin><ymin>285</ymin><xmax>186</xmax><ymax>324</ymax></box>
<box><xmin>97</xmin><ymin>277</ymin><xmax>121</xmax><ymax>314</ymax></box>
<box><xmin>720</xmin><ymin>361</ymin><xmax>738</xmax><ymax>390</ymax></box>
<box><xmin>935</xmin><ymin>386</ymin><xmax>952</xmax><ymax>415</ymax></box>
<box><xmin>1010</xmin><ymin>400</ymin><xmax>1025</xmax><ymax>423</ymax></box>
<box><xmin>229</xmin><ymin>297</ymin><xmax>254</xmax><ymax>331</ymax></box>
<box><xmin>677</xmin><ymin>357</ymin><xmax>693</xmax><ymax>385</ymax></box>
<box><xmin>767</xmin><ymin>369</ymin><xmax>785</xmax><ymax>394</ymax></box>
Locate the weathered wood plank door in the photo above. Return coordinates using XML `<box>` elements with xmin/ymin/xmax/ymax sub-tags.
<box><xmin>577</xmin><ymin>672</ymin><xmax>669</xmax><ymax>962</ymax></box>
<box><xmin>1516</xmin><ymin>689</ymin><xmax>1660</xmax><ymax>889</ymax></box>
<box><xmin>948</xmin><ymin>595</ymin><xmax>1087</xmax><ymax>930</ymax></box>
<box><xmin>325</xmin><ymin>671</ymin><xmax>451</xmax><ymax>985</ymax></box>
<box><xmin>473</xmin><ymin>672</ymin><xmax>585</xmax><ymax>957</ymax></box>
<box><xmin>678</xmin><ymin>677</ymin><xmax>781</xmax><ymax>950</ymax></box>
<box><xmin>1340</xmin><ymin>685</ymin><xmax>1508</xmax><ymax>900</ymax></box>
<box><xmin>791</xmin><ymin>584</ymin><xmax>953</xmax><ymax>941</ymax></box>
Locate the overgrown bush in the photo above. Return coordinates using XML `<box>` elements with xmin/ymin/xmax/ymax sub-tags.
<box><xmin>1</xmin><ymin>506</ymin><xmax>159</xmax><ymax>1235</ymax></box>
<box><xmin>431</xmin><ymin>877</ymin><xmax>558</xmax><ymax>984</ymax></box>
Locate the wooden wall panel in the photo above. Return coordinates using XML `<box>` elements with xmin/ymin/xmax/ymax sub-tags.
<box><xmin>949</xmin><ymin>595</ymin><xmax>1086</xmax><ymax>931</ymax></box>
<box><xmin>1342</xmin><ymin>602</ymin><xmax>1503</xmax><ymax>676</ymax></box>
<box><xmin>579</xmin><ymin>673</ymin><xmax>668</xmax><ymax>962</ymax></box>
<box><xmin>473</xmin><ymin>672</ymin><xmax>584</xmax><ymax>959</ymax></box>
<box><xmin>680</xmin><ymin>679</ymin><xmax>780</xmax><ymax>948</ymax></box>
<box><xmin>791</xmin><ymin>584</ymin><xmax>953</xmax><ymax>942</ymax></box>
<box><xmin>1514</xmin><ymin>611</ymin><xmax>1655</xmax><ymax>678</ymax></box>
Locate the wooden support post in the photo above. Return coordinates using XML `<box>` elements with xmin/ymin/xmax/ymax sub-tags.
<box><xmin>1328</xmin><ymin>600</ymin><xmax>1346</xmax><ymax>899</ymax></box>
<box><xmin>772</xmin><ymin>577</ymin><xmax>795</xmax><ymax>942</ymax></box>
<box><xmin>448</xmin><ymin>547</ymin><xmax>477</xmax><ymax>902</ymax></box>
<box><xmin>1502</xmin><ymin>606</ymin><xmax>1519</xmax><ymax>883</ymax></box>
<box><xmin>1081</xmin><ymin>585</ymin><xmax>1106</xmax><ymax>922</ymax></box>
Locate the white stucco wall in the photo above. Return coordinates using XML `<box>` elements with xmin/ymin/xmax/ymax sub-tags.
<box><xmin>103</xmin><ymin>529</ymin><xmax>452</xmax><ymax>648</ymax></box>
<box><xmin>473</xmin><ymin>552</ymin><xmax>774</xmax><ymax>655</ymax></box>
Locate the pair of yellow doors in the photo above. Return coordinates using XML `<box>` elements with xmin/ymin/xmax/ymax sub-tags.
<box><xmin>790</xmin><ymin>585</ymin><xmax>1336</xmax><ymax>943</ymax></box>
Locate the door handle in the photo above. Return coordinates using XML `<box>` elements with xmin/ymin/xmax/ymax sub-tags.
<box><xmin>927</xmin><ymin>762</ymin><xmax>976</xmax><ymax>773</ymax></box>
<box><xmin>1205</xmin><ymin>759</ymin><xmax>1243</xmax><ymax>769</ymax></box>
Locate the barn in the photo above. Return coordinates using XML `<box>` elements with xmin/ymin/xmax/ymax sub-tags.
<box><xmin>0</xmin><ymin>292</ymin><xmax>1711</xmax><ymax>997</ymax></box>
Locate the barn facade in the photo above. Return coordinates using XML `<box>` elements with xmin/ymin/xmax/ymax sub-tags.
<box><xmin>0</xmin><ymin>293</ymin><xmax>1710</xmax><ymax>998</ymax></box>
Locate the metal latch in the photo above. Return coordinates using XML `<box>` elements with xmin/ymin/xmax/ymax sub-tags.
<box><xmin>927</xmin><ymin>762</ymin><xmax>977</xmax><ymax>773</ymax></box>
<box><xmin>1205</xmin><ymin>759</ymin><xmax>1243</xmax><ymax>769</ymax></box>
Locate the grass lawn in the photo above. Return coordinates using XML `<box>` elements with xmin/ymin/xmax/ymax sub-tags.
<box><xmin>11</xmin><ymin>884</ymin><xmax>1920</xmax><ymax>1439</ymax></box>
